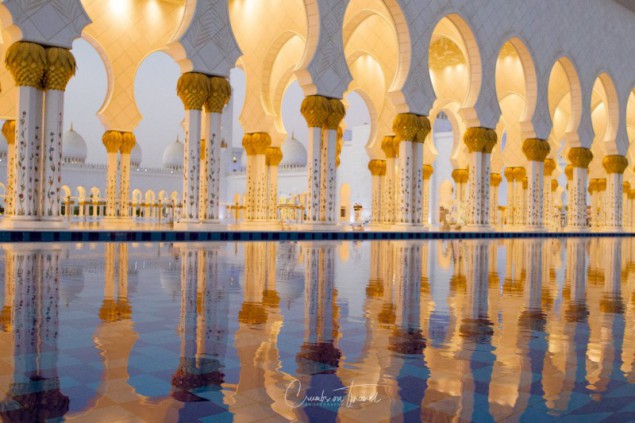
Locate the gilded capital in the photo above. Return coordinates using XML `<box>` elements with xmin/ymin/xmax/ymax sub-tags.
<box><xmin>564</xmin><ymin>164</ymin><xmax>573</xmax><ymax>181</ymax></box>
<box><xmin>415</xmin><ymin>116</ymin><xmax>432</xmax><ymax>144</ymax></box>
<box><xmin>423</xmin><ymin>164</ymin><xmax>434</xmax><ymax>180</ymax></box>
<box><xmin>551</xmin><ymin>179</ymin><xmax>559</xmax><ymax>192</ymax></box>
<box><xmin>464</xmin><ymin>127</ymin><xmax>497</xmax><ymax>153</ymax></box>
<box><xmin>205</xmin><ymin>76</ymin><xmax>231</xmax><ymax>113</ymax></box>
<box><xmin>602</xmin><ymin>155</ymin><xmax>628</xmax><ymax>174</ymax></box>
<box><xmin>624</xmin><ymin>181</ymin><xmax>631</xmax><ymax>194</ymax></box>
<box><xmin>325</xmin><ymin>99</ymin><xmax>346</xmax><ymax>130</ymax></box>
<box><xmin>504</xmin><ymin>167</ymin><xmax>515</xmax><ymax>182</ymax></box>
<box><xmin>43</xmin><ymin>47</ymin><xmax>76</xmax><ymax>91</ymax></box>
<box><xmin>544</xmin><ymin>158</ymin><xmax>556</xmax><ymax>176</ymax></box>
<box><xmin>522</xmin><ymin>177</ymin><xmax>528</xmax><ymax>190</ymax></box>
<box><xmin>177</xmin><ymin>72</ymin><xmax>210</xmax><ymax>111</ymax></box>
<box><xmin>597</xmin><ymin>178</ymin><xmax>607</xmax><ymax>192</ymax></box>
<box><xmin>588</xmin><ymin>179</ymin><xmax>598</xmax><ymax>194</ymax></box>
<box><xmin>266</xmin><ymin>147</ymin><xmax>283</xmax><ymax>167</ymax></box>
<box><xmin>452</xmin><ymin>168</ymin><xmax>469</xmax><ymax>184</ymax></box>
<box><xmin>522</xmin><ymin>138</ymin><xmax>550</xmax><ymax>162</ymax></box>
<box><xmin>513</xmin><ymin>167</ymin><xmax>526</xmax><ymax>182</ymax></box>
<box><xmin>244</xmin><ymin>132</ymin><xmax>271</xmax><ymax>155</ymax></box>
<box><xmin>630</xmin><ymin>189</ymin><xmax>635</xmax><ymax>200</ymax></box>
<box><xmin>568</xmin><ymin>147</ymin><xmax>593</xmax><ymax>169</ymax></box>
<box><xmin>103</xmin><ymin>130</ymin><xmax>123</xmax><ymax>153</ymax></box>
<box><xmin>393</xmin><ymin>113</ymin><xmax>422</xmax><ymax>144</ymax></box>
<box><xmin>2</xmin><ymin>120</ymin><xmax>15</xmax><ymax>145</ymax></box>
<box><xmin>5</xmin><ymin>42</ymin><xmax>46</xmax><ymax>88</ymax></box>
<box><xmin>336</xmin><ymin>128</ymin><xmax>344</xmax><ymax>168</ymax></box>
<box><xmin>381</xmin><ymin>135</ymin><xmax>398</xmax><ymax>159</ymax></box>
<box><xmin>368</xmin><ymin>159</ymin><xmax>386</xmax><ymax>176</ymax></box>
<box><xmin>301</xmin><ymin>95</ymin><xmax>331</xmax><ymax>128</ymax></box>
<box><xmin>119</xmin><ymin>132</ymin><xmax>136</xmax><ymax>154</ymax></box>
<box><xmin>490</xmin><ymin>173</ymin><xmax>503</xmax><ymax>187</ymax></box>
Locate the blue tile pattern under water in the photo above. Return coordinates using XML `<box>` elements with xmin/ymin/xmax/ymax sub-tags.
<box><xmin>0</xmin><ymin>238</ymin><xmax>633</xmax><ymax>422</ymax></box>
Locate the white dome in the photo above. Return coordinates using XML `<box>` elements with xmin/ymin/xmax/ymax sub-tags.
<box><xmin>280</xmin><ymin>133</ymin><xmax>307</xmax><ymax>168</ymax></box>
<box><xmin>163</xmin><ymin>136</ymin><xmax>184</xmax><ymax>170</ymax></box>
<box><xmin>62</xmin><ymin>126</ymin><xmax>88</xmax><ymax>163</ymax></box>
<box><xmin>131</xmin><ymin>143</ymin><xmax>142</xmax><ymax>167</ymax></box>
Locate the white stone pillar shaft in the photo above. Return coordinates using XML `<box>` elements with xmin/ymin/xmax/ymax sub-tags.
<box><xmin>526</xmin><ymin>160</ymin><xmax>545</xmax><ymax>228</ymax></box>
<box><xmin>605</xmin><ymin>173</ymin><xmax>623</xmax><ymax>229</ymax></box>
<box><xmin>6</xmin><ymin>136</ymin><xmax>16</xmax><ymax>216</ymax></box>
<box><xmin>383</xmin><ymin>158</ymin><xmax>396</xmax><ymax>223</ymax></box>
<box><xmin>306</xmin><ymin>127</ymin><xmax>323</xmax><ymax>223</ymax></box>
<box><xmin>252</xmin><ymin>154</ymin><xmax>268</xmax><ymax>221</ymax></box>
<box><xmin>490</xmin><ymin>184</ymin><xmax>499</xmax><ymax>226</ymax></box>
<box><xmin>204</xmin><ymin>112</ymin><xmax>222</xmax><ymax>222</ymax></box>
<box><xmin>119</xmin><ymin>153</ymin><xmax>131</xmax><ymax>219</ymax></box>
<box><xmin>568</xmin><ymin>168</ymin><xmax>588</xmax><ymax>229</ymax></box>
<box><xmin>371</xmin><ymin>174</ymin><xmax>382</xmax><ymax>224</ymax></box>
<box><xmin>423</xmin><ymin>177</ymin><xmax>431</xmax><ymax>226</ymax></box>
<box><xmin>267</xmin><ymin>165</ymin><xmax>279</xmax><ymax>221</ymax></box>
<box><xmin>41</xmin><ymin>90</ymin><xmax>64</xmax><ymax>219</ymax></box>
<box><xmin>544</xmin><ymin>175</ymin><xmax>553</xmax><ymax>229</ymax></box>
<box><xmin>412</xmin><ymin>143</ymin><xmax>424</xmax><ymax>225</ymax></box>
<box><xmin>182</xmin><ymin>110</ymin><xmax>202</xmax><ymax>222</ymax></box>
<box><xmin>467</xmin><ymin>152</ymin><xmax>491</xmax><ymax>227</ymax></box>
<box><xmin>396</xmin><ymin>141</ymin><xmax>413</xmax><ymax>224</ymax></box>
<box><xmin>105</xmin><ymin>152</ymin><xmax>118</xmax><ymax>218</ymax></box>
<box><xmin>320</xmin><ymin>128</ymin><xmax>337</xmax><ymax>223</ymax></box>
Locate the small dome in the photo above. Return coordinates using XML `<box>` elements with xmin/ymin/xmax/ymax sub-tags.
<box><xmin>280</xmin><ymin>133</ymin><xmax>307</xmax><ymax>168</ymax></box>
<box><xmin>163</xmin><ymin>136</ymin><xmax>184</xmax><ymax>170</ymax></box>
<box><xmin>131</xmin><ymin>143</ymin><xmax>142</xmax><ymax>168</ymax></box>
<box><xmin>62</xmin><ymin>125</ymin><xmax>87</xmax><ymax>164</ymax></box>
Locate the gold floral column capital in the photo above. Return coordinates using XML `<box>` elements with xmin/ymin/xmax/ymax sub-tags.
<box><xmin>2</xmin><ymin>120</ymin><xmax>15</xmax><ymax>145</ymax></box>
<box><xmin>464</xmin><ymin>127</ymin><xmax>497</xmax><ymax>153</ymax></box>
<box><xmin>551</xmin><ymin>179</ymin><xmax>559</xmax><ymax>192</ymax></box>
<box><xmin>381</xmin><ymin>135</ymin><xmax>398</xmax><ymax>159</ymax></box>
<box><xmin>490</xmin><ymin>173</ymin><xmax>503</xmax><ymax>187</ymax></box>
<box><xmin>205</xmin><ymin>76</ymin><xmax>231</xmax><ymax>113</ymax></box>
<box><xmin>597</xmin><ymin>178</ymin><xmax>607</xmax><ymax>192</ymax></box>
<box><xmin>393</xmin><ymin>113</ymin><xmax>423</xmax><ymax>144</ymax></box>
<box><xmin>565</xmin><ymin>164</ymin><xmax>573</xmax><ymax>181</ymax></box>
<box><xmin>522</xmin><ymin>176</ymin><xmax>528</xmax><ymax>190</ymax></box>
<box><xmin>325</xmin><ymin>99</ymin><xmax>346</xmax><ymax>130</ymax></box>
<box><xmin>5</xmin><ymin>41</ymin><xmax>46</xmax><ymax>88</ymax></box>
<box><xmin>119</xmin><ymin>132</ymin><xmax>136</xmax><ymax>154</ymax></box>
<box><xmin>177</xmin><ymin>72</ymin><xmax>210</xmax><ymax>111</ymax></box>
<box><xmin>43</xmin><ymin>47</ymin><xmax>76</xmax><ymax>91</ymax></box>
<box><xmin>602</xmin><ymin>155</ymin><xmax>628</xmax><ymax>174</ymax></box>
<box><xmin>368</xmin><ymin>159</ymin><xmax>386</xmax><ymax>176</ymax></box>
<box><xmin>568</xmin><ymin>147</ymin><xmax>593</xmax><ymax>169</ymax></box>
<box><xmin>452</xmin><ymin>169</ymin><xmax>469</xmax><ymax>184</ymax></box>
<box><xmin>423</xmin><ymin>164</ymin><xmax>434</xmax><ymax>180</ymax></box>
<box><xmin>513</xmin><ymin>167</ymin><xmax>527</xmax><ymax>182</ymax></box>
<box><xmin>265</xmin><ymin>147</ymin><xmax>283</xmax><ymax>167</ymax></box>
<box><xmin>522</xmin><ymin>138</ymin><xmax>550</xmax><ymax>162</ymax></box>
<box><xmin>102</xmin><ymin>130</ymin><xmax>123</xmax><ymax>153</ymax></box>
<box><xmin>588</xmin><ymin>179</ymin><xmax>598</xmax><ymax>194</ymax></box>
<box><xmin>623</xmin><ymin>181</ymin><xmax>631</xmax><ymax>194</ymax></box>
<box><xmin>415</xmin><ymin>116</ymin><xmax>432</xmax><ymax>143</ymax></box>
<box><xmin>544</xmin><ymin>158</ymin><xmax>556</xmax><ymax>176</ymax></box>
<box><xmin>336</xmin><ymin>126</ymin><xmax>344</xmax><ymax>168</ymax></box>
<box><xmin>301</xmin><ymin>95</ymin><xmax>331</xmax><ymax>128</ymax></box>
<box><xmin>243</xmin><ymin>132</ymin><xmax>271</xmax><ymax>156</ymax></box>
<box><xmin>504</xmin><ymin>167</ymin><xmax>515</xmax><ymax>183</ymax></box>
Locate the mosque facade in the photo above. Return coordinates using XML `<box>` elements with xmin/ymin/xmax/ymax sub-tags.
<box><xmin>0</xmin><ymin>1</ymin><xmax>633</xmax><ymax>231</ymax></box>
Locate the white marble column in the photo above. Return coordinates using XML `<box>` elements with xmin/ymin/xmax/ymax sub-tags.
<box><xmin>566</xmin><ymin>147</ymin><xmax>593</xmax><ymax>230</ymax></box>
<box><xmin>602</xmin><ymin>155</ymin><xmax>628</xmax><ymax>230</ymax></box>
<box><xmin>5</xmin><ymin>42</ymin><xmax>46</xmax><ymax>220</ymax></box>
<box><xmin>452</xmin><ymin>169</ymin><xmax>469</xmax><ymax>223</ymax></box>
<box><xmin>623</xmin><ymin>182</ymin><xmax>631</xmax><ymax>229</ymax></box>
<box><xmin>2</xmin><ymin>121</ymin><xmax>16</xmax><ymax>216</ymax></box>
<box><xmin>381</xmin><ymin>136</ymin><xmax>397</xmax><ymax>224</ymax></box>
<box><xmin>368</xmin><ymin>159</ymin><xmax>386</xmax><ymax>225</ymax></box>
<box><xmin>464</xmin><ymin>128</ymin><xmax>497</xmax><ymax>229</ymax></box>
<box><xmin>118</xmin><ymin>133</ymin><xmax>135</xmax><ymax>221</ymax></box>
<box><xmin>243</xmin><ymin>133</ymin><xmax>270</xmax><ymax>222</ymax></box>
<box><xmin>522</xmin><ymin>138</ymin><xmax>550</xmax><ymax>230</ymax></box>
<box><xmin>490</xmin><ymin>173</ymin><xmax>502</xmax><ymax>226</ymax></box>
<box><xmin>504</xmin><ymin>169</ymin><xmax>515</xmax><ymax>227</ymax></box>
<box><xmin>423</xmin><ymin>164</ymin><xmax>434</xmax><ymax>226</ymax></box>
<box><xmin>588</xmin><ymin>179</ymin><xmax>599</xmax><ymax>228</ymax></box>
<box><xmin>544</xmin><ymin>159</ymin><xmax>556</xmax><ymax>230</ymax></box>
<box><xmin>301</xmin><ymin>96</ymin><xmax>330</xmax><ymax>224</ymax></box>
<box><xmin>177</xmin><ymin>72</ymin><xmax>210</xmax><ymax>224</ymax></box>
<box><xmin>102</xmin><ymin>131</ymin><xmax>121</xmax><ymax>219</ymax></box>
<box><xmin>266</xmin><ymin>147</ymin><xmax>283</xmax><ymax>221</ymax></box>
<box><xmin>322</xmin><ymin>100</ymin><xmax>345</xmax><ymax>224</ymax></box>
<box><xmin>199</xmin><ymin>138</ymin><xmax>207</xmax><ymax>220</ymax></box>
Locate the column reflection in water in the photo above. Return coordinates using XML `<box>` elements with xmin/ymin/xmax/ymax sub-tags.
<box><xmin>0</xmin><ymin>247</ymin><xmax>68</xmax><ymax>422</ymax></box>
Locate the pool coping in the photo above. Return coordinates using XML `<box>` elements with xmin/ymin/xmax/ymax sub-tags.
<box><xmin>0</xmin><ymin>229</ymin><xmax>632</xmax><ymax>243</ymax></box>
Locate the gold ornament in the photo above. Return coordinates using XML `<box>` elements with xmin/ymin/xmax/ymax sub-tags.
<box><xmin>243</xmin><ymin>132</ymin><xmax>271</xmax><ymax>155</ymax></box>
<box><xmin>325</xmin><ymin>99</ymin><xmax>346</xmax><ymax>130</ymax></box>
<box><xmin>5</xmin><ymin>42</ymin><xmax>46</xmax><ymax>88</ymax></box>
<box><xmin>504</xmin><ymin>167</ymin><xmax>515</xmax><ymax>182</ymax></box>
<box><xmin>301</xmin><ymin>95</ymin><xmax>331</xmax><ymax>128</ymax></box>
<box><xmin>368</xmin><ymin>159</ymin><xmax>385</xmax><ymax>176</ymax></box>
<box><xmin>119</xmin><ymin>132</ymin><xmax>136</xmax><ymax>154</ymax></box>
<box><xmin>205</xmin><ymin>76</ymin><xmax>231</xmax><ymax>113</ymax></box>
<box><xmin>43</xmin><ymin>47</ymin><xmax>76</xmax><ymax>91</ymax></box>
<box><xmin>544</xmin><ymin>159</ymin><xmax>556</xmax><ymax>176</ymax></box>
<box><xmin>513</xmin><ymin>167</ymin><xmax>526</xmax><ymax>182</ymax></box>
<box><xmin>597</xmin><ymin>178</ymin><xmax>607</xmax><ymax>192</ymax></box>
<box><xmin>623</xmin><ymin>181</ymin><xmax>631</xmax><ymax>194</ymax></box>
<box><xmin>490</xmin><ymin>173</ymin><xmax>503</xmax><ymax>187</ymax></box>
<box><xmin>452</xmin><ymin>168</ymin><xmax>469</xmax><ymax>184</ymax></box>
<box><xmin>568</xmin><ymin>147</ymin><xmax>593</xmax><ymax>169</ymax></box>
<box><xmin>602</xmin><ymin>155</ymin><xmax>628</xmax><ymax>174</ymax></box>
<box><xmin>415</xmin><ymin>116</ymin><xmax>432</xmax><ymax>143</ymax></box>
<box><xmin>177</xmin><ymin>72</ymin><xmax>210</xmax><ymax>110</ymax></box>
<box><xmin>522</xmin><ymin>176</ymin><xmax>528</xmax><ymax>190</ymax></box>
<box><xmin>336</xmin><ymin>126</ymin><xmax>344</xmax><ymax>168</ymax></box>
<box><xmin>266</xmin><ymin>147</ymin><xmax>283</xmax><ymax>166</ymax></box>
<box><xmin>464</xmin><ymin>127</ymin><xmax>497</xmax><ymax>153</ymax></box>
<box><xmin>423</xmin><ymin>164</ymin><xmax>434</xmax><ymax>180</ymax></box>
<box><xmin>200</xmin><ymin>139</ymin><xmax>206</xmax><ymax>159</ymax></box>
<box><xmin>102</xmin><ymin>131</ymin><xmax>123</xmax><ymax>153</ymax></box>
<box><xmin>588</xmin><ymin>179</ymin><xmax>598</xmax><ymax>194</ymax></box>
<box><xmin>242</xmin><ymin>134</ymin><xmax>254</xmax><ymax>155</ymax></box>
<box><xmin>551</xmin><ymin>179</ymin><xmax>559</xmax><ymax>192</ymax></box>
<box><xmin>393</xmin><ymin>113</ymin><xmax>422</xmax><ymax>144</ymax></box>
<box><xmin>565</xmin><ymin>164</ymin><xmax>573</xmax><ymax>181</ymax></box>
<box><xmin>2</xmin><ymin>120</ymin><xmax>15</xmax><ymax>145</ymax></box>
<box><xmin>522</xmin><ymin>138</ymin><xmax>550</xmax><ymax>162</ymax></box>
<box><xmin>381</xmin><ymin>135</ymin><xmax>397</xmax><ymax>159</ymax></box>
<box><xmin>630</xmin><ymin>189</ymin><xmax>635</xmax><ymax>200</ymax></box>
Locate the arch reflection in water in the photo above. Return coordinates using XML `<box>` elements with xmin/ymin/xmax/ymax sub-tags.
<box><xmin>0</xmin><ymin>239</ymin><xmax>634</xmax><ymax>421</ymax></box>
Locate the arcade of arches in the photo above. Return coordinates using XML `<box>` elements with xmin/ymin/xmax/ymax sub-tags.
<box><xmin>0</xmin><ymin>1</ymin><xmax>634</xmax><ymax>232</ymax></box>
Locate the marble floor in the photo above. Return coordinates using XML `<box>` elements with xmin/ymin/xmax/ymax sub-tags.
<box><xmin>0</xmin><ymin>238</ymin><xmax>633</xmax><ymax>422</ymax></box>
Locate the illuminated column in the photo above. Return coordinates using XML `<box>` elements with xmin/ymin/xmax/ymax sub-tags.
<box><xmin>522</xmin><ymin>138</ymin><xmax>550</xmax><ymax>230</ymax></box>
<box><xmin>381</xmin><ymin>136</ymin><xmax>397</xmax><ymax>224</ymax></box>
<box><xmin>368</xmin><ymin>159</ymin><xmax>386</xmax><ymax>224</ymax></box>
<box><xmin>566</xmin><ymin>147</ymin><xmax>593</xmax><ymax>230</ymax></box>
<box><xmin>603</xmin><ymin>155</ymin><xmax>628</xmax><ymax>230</ymax></box>
<box><xmin>41</xmin><ymin>47</ymin><xmax>75</xmax><ymax>221</ymax></box>
<box><xmin>322</xmin><ymin>100</ymin><xmax>345</xmax><ymax>224</ymax></box>
<box><xmin>597</xmin><ymin>178</ymin><xmax>607</xmax><ymax>228</ymax></box>
<box><xmin>452</xmin><ymin>169</ymin><xmax>469</xmax><ymax>220</ymax></box>
<box><xmin>504</xmin><ymin>168</ymin><xmax>515</xmax><ymax>226</ymax></box>
<box><xmin>266</xmin><ymin>147</ymin><xmax>283</xmax><ymax>222</ymax></box>
<box><xmin>423</xmin><ymin>164</ymin><xmax>434</xmax><ymax>226</ymax></box>
<box><xmin>550</xmin><ymin>179</ymin><xmax>560</xmax><ymax>230</ymax></box>
<box><xmin>514</xmin><ymin>168</ymin><xmax>526</xmax><ymax>226</ymax></box>
<box><xmin>2</xmin><ymin>121</ymin><xmax>16</xmax><ymax>216</ymax></box>
<box><xmin>392</xmin><ymin>114</ymin><xmax>429</xmax><ymax>226</ymax></box>
<box><xmin>177</xmin><ymin>72</ymin><xmax>209</xmax><ymax>223</ymax></box>
<box><xmin>623</xmin><ymin>182</ymin><xmax>631</xmax><ymax>229</ymax></box>
<box><xmin>301</xmin><ymin>95</ymin><xmax>330</xmax><ymax>224</ymax></box>
<box><xmin>202</xmin><ymin>76</ymin><xmax>231</xmax><ymax>223</ymax></box>
<box><xmin>588</xmin><ymin>179</ymin><xmax>599</xmax><ymax>228</ymax></box>
<box><xmin>198</xmin><ymin>140</ymin><xmax>207</xmax><ymax>220</ymax></box>
<box><xmin>5</xmin><ymin>42</ymin><xmax>46</xmax><ymax>220</ymax></box>
<box><xmin>118</xmin><ymin>133</ymin><xmax>135</xmax><ymax>220</ymax></box>
<box><xmin>630</xmin><ymin>190</ymin><xmax>635</xmax><ymax>229</ymax></box>
<box><xmin>490</xmin><ymin>173</ymin><xmax>502</xmax><ymax>226</ymax></box>
<box><xmin>464</xmin><ymin>128</ymin><xmax>497</xmax><ymax>229</ymax></box>
<box><xmin>102</xmin><ymin>131</ymin><xmax>121</xmax><ymax>218</ymax></box>
<box><xmin>543</xmin><ymin>159</ymin><xmax>556</xmax><ymax>230</ymax></box>
<box><xmin>243</xmin><ymin>133</ymin><xmax>270</xmax><ymax>222</ymax></box>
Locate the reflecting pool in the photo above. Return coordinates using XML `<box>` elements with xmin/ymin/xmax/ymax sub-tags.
<box><xmin>0</xmin><ymin>239</ymin><xmax>633</xmax><ymax>422</ymax></box>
